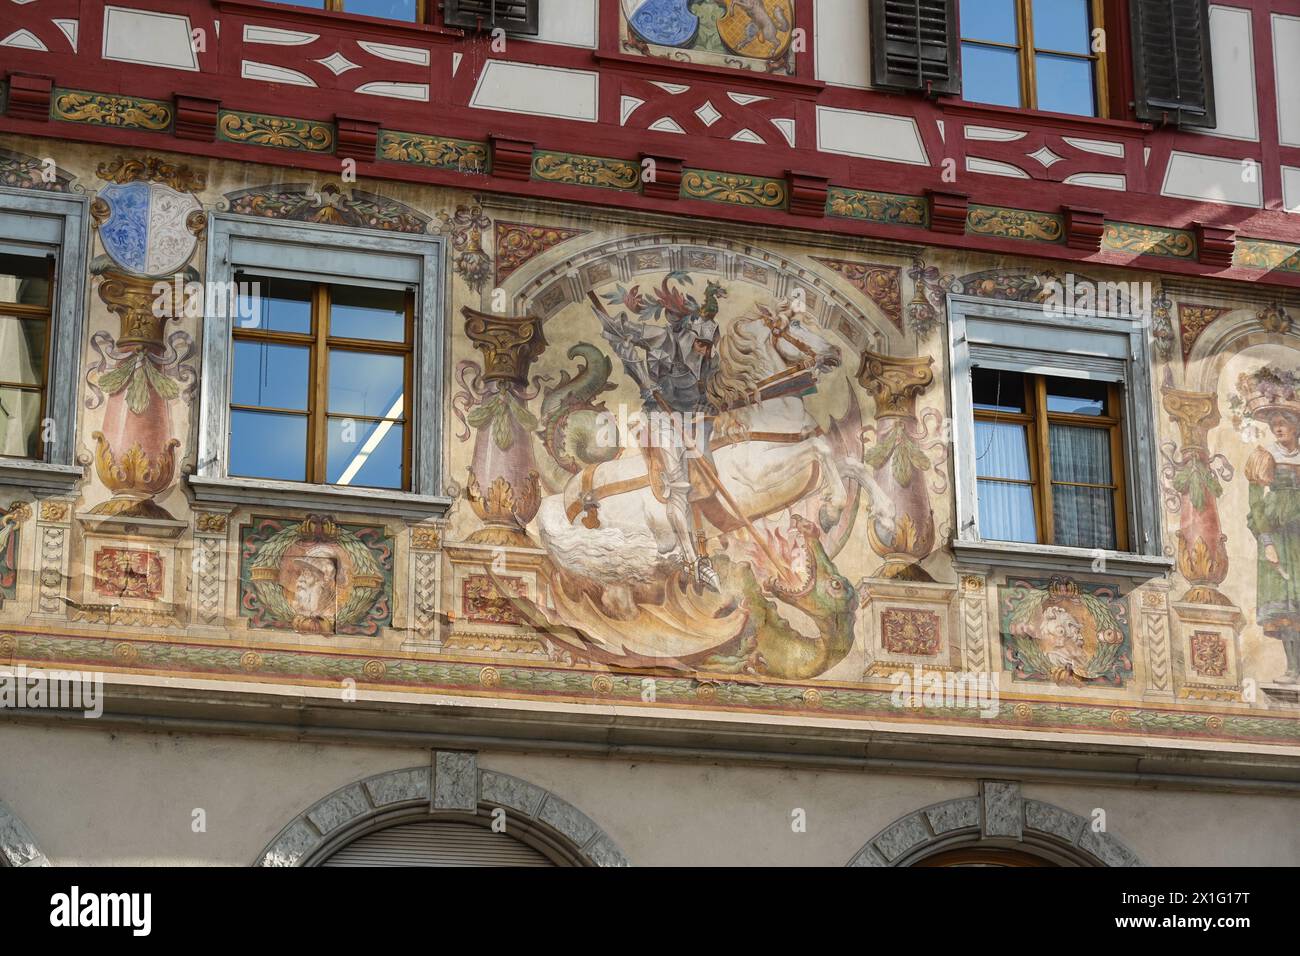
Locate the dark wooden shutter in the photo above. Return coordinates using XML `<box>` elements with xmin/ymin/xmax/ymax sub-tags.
<box><xmin>1130</xmin><ymin>0</ymin><xmax>1216</xmax><ymax>128</ymax></box>
<box><xmin>443</xmin><ymin>0</ymin><xmax>539</xmax><ymax>36</ymax></box>
<box><xmin>870</xmin><ymin>0</ymin><xmax>959</xmax><ymax>95</ymax></box>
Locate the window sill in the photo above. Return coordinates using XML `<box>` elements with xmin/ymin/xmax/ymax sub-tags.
<box><xmin>950</xmin><ymin>538</ymin><xmax>1173</xmax><ymax>581</ymax></box>
<box><xmin>0</xmin><ymin>458</ymin><xmax>83</xmax><ymax>496</ymax></box>
<box><xmin>188</xmin><ymin>475</ymin><xmax>452</xmax><ymax>521</ymax></box>
<box><xmin>937</xmin><ymin>99</ymin><xmax>1151</xmax><ymax>137</ymax></box>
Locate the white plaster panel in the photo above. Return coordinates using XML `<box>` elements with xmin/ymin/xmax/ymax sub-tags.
<box><xmin>102</xmin><ymin>6</ymin><xmax>199</xmax><ymax>71</ymax></box>
<box><xmin>1161</xmin><ymin>151</ymin><xmax>1262</xmax><ymax>207</ymax></box>
<box><xmin>814</xmin><ymin>0</ymin><xmax>871</xmax><ymax>88</ymax></box>
<box><xmin>1274</xmin><ymin>14</ymin><xmax>1300</xmax><ymax>147</ymax></box>
<box><xmin>1196</xmin><ymin>5</ymin><xmax>1257</xmax><ymax>141</ymax></box>
<box><xmin>816</xmin><ymin>106</ymin><xmax>929</xmax><ymax>165</ymax></box>
<box><xmin>535</xmin><ymin>0</ymin><xmax>597</xmax><ymax>48</ymax></box>
<box><xmin>1283</xmin><ymin>166</ymin><xmax>1300</xmax><ymax>213</ymax></box>
<box><xmin>469</xmin><ymin>61</ymin><xmax>599</xmax><ymax>122</ymax></box>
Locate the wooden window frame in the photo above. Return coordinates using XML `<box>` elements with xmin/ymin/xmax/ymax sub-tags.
<box><xmin>946</xmin><ymin>294</ymin><xmax>1170</xmax><ymax>579</ymax></box>
<box><xmin>0</xmin><ymin>256</ymin><xmax>55</xmax><ymax>462</ymax></box>
<box><xmin>230</xmin><ymin>277</ymin><xmax>414</xmax><ymax>491</ymax></box>
<box><xmin>973</xmin><ymin>370</ymin><xmax>1128</xmax><ymax>551</ymax></box>
<box><xmin>958</xmin><ymin>0</ymin><xmax>1109</xmax><ymax>118</ymax></box>
<box><xmin>297</xmin><ymin>0</ymin><xmax>426</xmax><ymax>23</ymax></box>
<box><xmin>193</xmin><ymin>215</ymin><xmax>450</xmax><ymax>522</ymax></box>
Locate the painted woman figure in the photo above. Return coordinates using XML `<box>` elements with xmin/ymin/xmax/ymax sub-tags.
<box><xmin>1242</xmin><ymin>368</ymin><xmax>1300</xmax><ymax>684</ymax></box>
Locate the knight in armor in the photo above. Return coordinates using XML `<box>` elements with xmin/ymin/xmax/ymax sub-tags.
<box><xmin>594</xmin><ymin>278</ymin><xmax>724</xmax><ymax>592</ymax></box>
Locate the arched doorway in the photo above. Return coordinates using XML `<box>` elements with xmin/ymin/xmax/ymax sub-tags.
<box><xmin>318</xmin><ymin>816</ymin><xmax>560</xmax><ymax>867</ymax></box>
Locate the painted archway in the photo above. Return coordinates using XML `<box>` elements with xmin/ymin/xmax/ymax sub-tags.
<box><xmin>846</xmin><ymin>781</ymin><xmax>1143</xmax><ymax>867</ymax></box>
<box><xmin>0</xmin><ymin>797</ymin><xmax>49</xmax><ymax>867</ymax></box>
<box><xmin>254</xmin><ymin>752</ymin><xmax>628</xmax><ymax>867</ymax></box>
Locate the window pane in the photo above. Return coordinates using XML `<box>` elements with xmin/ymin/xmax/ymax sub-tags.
<box><xmin>975</xmin><ymin>420</ymin><xmax>1031</xmax><ymax>480</ymax></box>
<box><xmin>327</xmin><ymin>417</ymin><xmax>404</xmax><ymax>489</ymax></box>
<box><xmin>329</xmin><ymin>284</ymin><xmax>407</xmax><ymax>343</ymax></box>
<box><xmin>232</xmin><ymin>341</ymin><xmax>310</xmax><ymax>410</ymax></box>
<box><xmin>1032</xmin><ymin>0</ymin><xmax>1090</xmax><ymax>54</ymax></box>
<box><xmin>1035</xmin><ymin>54</ymin><xmax>1096</xmax><ymax>116</ymax></box>
<box><xmin>977</xmin><ymin>480</ymin><xmax>1038</xmax><ymax>542</ymax></box>
<box><xmin>960</xmin><ymin>0</ymin><xmax>1018</xmax><ymax>44</ymax></box>
<box><xmin>0</xmin><ymin>315</ymin><xmax>46</xmax><ymax>386</ymax></box>
<box><xmin>229</xmin><ymin>410</ymin><xmax>307</xmax><ymax>481</ymax></box>
<box><xmin>237</xmin><ymin>274</ymin><xmax>313</xmax><ymax>334</ymax></box>
<box><xmin>345</xmin><ymin>0</ymin><xmax>419</xmax><ymax>21</ymax></box>
<box><xmin>0</xmin><ymin>386</ymin><xmax>42</xmax><ymax>458</ymax></box>
<box><xmin>961</xmin><ymin>43</ymin><xmax>1022</xmax><ymax>107</ymax></box>
<box><xmin>972</xmin><ymin>368</ymin><xmax>1025</xmax><ymax>413</ymax></box>
<box><xmin>1052</xmin><ymin>484</ymin><xmax>1115</xmax><ymax>550</ymax></box>
<box><xmin>328</xmin><ymin>350</ymin><xmax>405</xmax><ymax>418</ymax></box>
<box><xmin>1049</xmin><ymin>423</ymin><xmax>1111</xmax><ymax>485</ymax></box>
<box><xmin>0</xmin><ymin>251</ymin><xmax>50</xmax><ymax>306</ymax></box>
<box><xmin>1045</xmin><ymin>376</ymin><xmax>1107</xmax><ymax>416</ymax></box>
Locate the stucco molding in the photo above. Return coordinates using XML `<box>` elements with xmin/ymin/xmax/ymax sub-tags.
<box><xmin>846</xmin><ymin>780</ymin><xmax>1144</xmax><ymax>867</ymax></box>
<box><xmin>254</xmin><ymin>753</ymin><xmax>630</xmax><ymax>867</ymax></box>
<box><xmin>0</xmin><ymin>797</ymin><xmax>50</xmax><ymax>867</ymax></box>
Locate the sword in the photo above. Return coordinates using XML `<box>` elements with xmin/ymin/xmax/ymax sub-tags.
<box><xmin>586</xmin><ymin>291</ymin><xmax>787</xmax><ymax>573</ymax></box>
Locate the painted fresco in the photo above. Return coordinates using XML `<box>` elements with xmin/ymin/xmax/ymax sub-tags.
<box><xmin>620</xmin><ymin>0</ymin><xmax>797</xmax><ymax>75</ymax></box>
<box><xmin>0</xmin><ymin>136</ymin><xmax>1298</xmax><ymax>750</ymax></box>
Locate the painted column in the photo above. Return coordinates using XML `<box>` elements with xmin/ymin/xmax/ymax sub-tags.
<box><xmin>461</xmin><ymin>308</ymin><xmax>547</xmax><ymax>547</ymax></box>
<box><xmin>858</xmin><ymin>349</ymin><xmax>938</xmax><ymax>581</ymax></box>
<box><xmin>1160</xmin><ymin>386</ymin><xmax>1233</xmax><ymax>605</ymax></box>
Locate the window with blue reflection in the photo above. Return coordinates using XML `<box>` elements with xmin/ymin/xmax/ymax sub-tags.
<box><xmin>959</xmin><ymin>0</ymin><xmax>1100</xmax><ymax>117</ymax></box>
<box><xmin>266</xmin><ymin>0</ymin><xmax>420</xmax><ymax>21</ymax></box>
<box><xmin>229</xmin><ymin>274</ymin><xmax>411</xmax><ymax>490</ymax></box>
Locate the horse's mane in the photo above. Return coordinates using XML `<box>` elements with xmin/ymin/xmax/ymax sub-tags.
<box><xmin>706</xmin><ymin>314</ymin><xmax>769</xmax><ymax>415</ymax></box>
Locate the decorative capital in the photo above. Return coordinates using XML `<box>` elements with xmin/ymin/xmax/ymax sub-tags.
<box><xmin>857</xmin><ymin>349</ymin><xmax>935</xmax><ymax>418</ymax></box>
<box><xmin>1063</xmin><ymin>205</ymin><xmax>1105</xmax><ymax>252</ymax></box>
<box><xmin>491</xmin><ymin>135</ymin><xmax>535</xmax><ymax>182</ymax></box>
<box><xmin>462</xmin><ymin>307</ymin><xmax>547</xmax><ymax>384</ymax></box>
<box><xmin>926</xmin><ymin>188</ymin><xmax>968</xmax><ymax>236</ymax></box>
<box><xmin>1162</xmin><ymin>386</ymin><xmax>1220</xmax><ymax>450</ymax></box>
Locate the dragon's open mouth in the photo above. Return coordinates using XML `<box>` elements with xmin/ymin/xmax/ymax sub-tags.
<box><xmin>767</xmin><ymin>535</ymin><xmax>815</xmax><ymax>600</ymax></box>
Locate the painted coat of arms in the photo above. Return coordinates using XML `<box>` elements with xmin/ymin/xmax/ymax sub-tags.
<box><xmin>622</xmin><ymin>0</ymin><xmax>796</xmax><ymax>73</ymax></box>
<box><xmin>96</xmin><ymin>179</ymin><xmax>202</xmax><ymax>278</ymax></box>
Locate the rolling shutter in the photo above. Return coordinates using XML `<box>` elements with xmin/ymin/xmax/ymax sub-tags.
<box><xmin>443</xmin><ymin>0</ymin><xmax>539</xmax><ymax>36</ymax></box>
<box><xmin>1130</xmin><ymin>0</ymin><xmax>1216</xmax><ymax>128</ymax></box>
<box><xmin>869</xmin><ymin>0</ymin><xmax>959</xmax><ymax>95</ymax></box>
<box><xmin>319</xmin><ymin>821</ymin><xmax>557</xmax><ymax>867</ymax></box>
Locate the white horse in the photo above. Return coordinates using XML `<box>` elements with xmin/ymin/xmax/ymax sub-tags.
<box><xmin>536</xmin><ymin>307</ymin><xmax>886</xmax><ymax>619</ymax></box>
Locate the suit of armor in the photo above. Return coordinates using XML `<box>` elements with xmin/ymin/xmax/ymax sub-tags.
<box><xmin>613</xmin><ymin>312</ymin><xmax>722</xmax><ymax>591</ymax></box>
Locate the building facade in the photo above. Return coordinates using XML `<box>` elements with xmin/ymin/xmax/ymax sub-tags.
<box><xmin>0</xmin><ymin>0</ymin><xmax>1299</xmax><ymax>866</ymax></box>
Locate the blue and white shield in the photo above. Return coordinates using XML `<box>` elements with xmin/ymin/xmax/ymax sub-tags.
<box><xmin>97</xmin><ymin>180</ymin><xmax>201</xmax><ymax>278</ymax></box>
<box><xmin>624</xmin><ymin>0</ymin><xmax>699</xmax><ymax>47</ymax></box>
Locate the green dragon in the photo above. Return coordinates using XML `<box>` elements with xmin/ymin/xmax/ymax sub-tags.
<box><xmin>699</xmin><ymin>515</ymin><xmax>858</xmax><ymax>680</ymax></box>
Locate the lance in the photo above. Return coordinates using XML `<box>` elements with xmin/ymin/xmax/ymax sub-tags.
<box><xmin>586</xmin><ymin>291</ymin><xmax>787</xmax><ymax>573</ymax></box>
